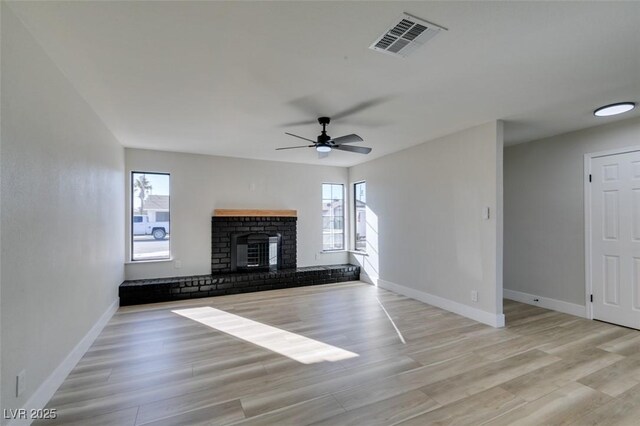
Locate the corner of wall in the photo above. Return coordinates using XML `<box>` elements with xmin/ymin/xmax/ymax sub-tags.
<box><xmin>0</xmin><ymin>0</ymin><xmax>4</xmax><ymax>416</ymax></box>
<box><xmin>346</xmin><ymin>121</ymin><xmax>506</xmax><ymax>327</ymax></box>
<box><xmin>378</xmin><ymin>279</ymin><xmax>505</xmax><ymax>328</ymax></box>
<box><xmin>496</xmin><ymin>120</ymin><xmax>505</xmax><ymax>315</ymax></box>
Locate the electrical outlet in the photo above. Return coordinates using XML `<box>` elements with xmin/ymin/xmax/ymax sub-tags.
<box><xmin>471</xmin><ymin>290</ymin><xmax>478</xmax><ymax>302</ymax></box>
<box><xmin>174</xmin><ymin>260</ymin><xmax>182</xmax><ymax>269</ymax></box>
<box><xmin>16</xmin><ymin>370</ymin><xmax>26</xmax><ymax>397</ymax></box>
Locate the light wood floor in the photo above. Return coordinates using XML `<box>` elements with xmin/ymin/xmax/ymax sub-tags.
<box><xmin>38</xmin><ymin>282</ymin><xmax>640</xmax><ymax>425</ymax></box>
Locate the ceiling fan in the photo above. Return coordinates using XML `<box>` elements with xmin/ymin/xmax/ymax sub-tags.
<box><xmin>277</xmin><ymin>117</ymin><xmax>372</xmax><ymax>158</ymax></box>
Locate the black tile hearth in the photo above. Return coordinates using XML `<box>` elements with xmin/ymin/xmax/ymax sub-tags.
<box><xmin>119</xmin><ymin>264</ymin><xmax>360</xmax><ymax>306</ymax></box>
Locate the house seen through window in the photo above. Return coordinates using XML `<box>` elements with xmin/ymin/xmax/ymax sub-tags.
<box><xmin>131</xmin><ymin>172</ymin><xmax>170</xmax><ymax>261</ymax></box>
<box><xmin>322</xmin><ymin>183</ymin><xmax>344</xmax><ymax>251</ymax></box>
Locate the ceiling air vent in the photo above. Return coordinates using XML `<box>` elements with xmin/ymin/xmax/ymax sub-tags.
<box><xmin>370</xmin><ymin>13</ymin><xmax>446</xmax><ymax>58</ymax></box>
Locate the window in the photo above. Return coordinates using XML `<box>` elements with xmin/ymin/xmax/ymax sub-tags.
<box><xmin>354</xmin><ymin>181</ymin><xmax>366</xmax><ymax>252</ymax></box>
<box><xmin>131</xmin><ymin>172</ymin><xmax>170</xmax><ymax>261</ymax></box>
<box><xmin>322</xmin><ymin>183</ymin><xmax>344</xmax><ymax>251</ymax></box>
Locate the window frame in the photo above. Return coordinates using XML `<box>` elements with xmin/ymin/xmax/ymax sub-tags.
<box><xmin>130</xmin><ymin>171</ymin><xmax>171</xmax><ymax>262</ymax></box>
<box><xmin>321</xmin><ymin>182</ymin><xmax>346</xmax><ymax>252</ymax></box>
<box><xmin>353</xmin><ymin>181</ymin><xmax>367</xmax><ymax>253</ymax></box>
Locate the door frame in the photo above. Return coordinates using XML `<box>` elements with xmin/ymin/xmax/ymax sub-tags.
<box><xmin>584</xmin><ymin>146</ymin><xmax>640</xmax><ymax>320</ymax></box>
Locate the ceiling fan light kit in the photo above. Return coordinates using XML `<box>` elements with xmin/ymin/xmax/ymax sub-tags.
<box><xmin>277</xmin><ymin>116</ymin><xmax>372</xmax><ymax>158</ymax></box>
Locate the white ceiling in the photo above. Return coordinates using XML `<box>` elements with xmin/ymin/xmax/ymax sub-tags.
<box><xmin>8</xmin><ymin>1</ymin><xmax>640</xmax><ymax>167</ymax></box>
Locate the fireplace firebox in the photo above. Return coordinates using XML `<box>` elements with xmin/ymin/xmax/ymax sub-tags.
<box><xmin>231</xmin><ymin>232</ymin><xmax>281</xmax><ymax>272</ymax></box>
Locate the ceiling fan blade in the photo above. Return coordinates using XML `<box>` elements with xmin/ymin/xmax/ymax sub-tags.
<box><xmin>331</xmin><ymin>96</ymin><xmax>392</xmax><ymax>120</ymax></box>
<box><xmin>287</xmin><ymin>95</ymin><xmax>326</xmax><ymax>116</ymax></box>
<box><xmin>276</xmin><ymin>145</ymin><xmax>315</xmax><ymax>150</ymax></box>
<box><xmin>318</xmin><ymin>151</ymin><xmax>329</xmax><ymax>159</ymax></box>
<box><xmin>334</xmin><ymin>145</ymin><xmax>372</xmax><ymax>154</ymax></box>
<box><xmin>331</xmin><ymin>134</ymin><xmax>363</xmax><ymax>144</ymax></box>
<box><xmin>279</xmin><ymin>95</ymin><xmax>327</xmax><ymax>127</ymax></box>
<box><xmin>281</xmin><ymin>95</ymin><xmax>393</xmax><ymax>127</ymax></box>
<box><xmin>285</xmin><ymin>132</ymin><xmax>317</xmax><ymax>144</ymax></box>
<box><xmin>280</xmin><ymin>119</ymin><xmax>318</xmax><ymax>127</ymax></box>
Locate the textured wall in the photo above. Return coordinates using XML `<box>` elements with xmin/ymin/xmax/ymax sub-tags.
<box><xmin>1</xmin><ymin>6</ymin><xmax>124</xmax><ymax>415</ymax></box>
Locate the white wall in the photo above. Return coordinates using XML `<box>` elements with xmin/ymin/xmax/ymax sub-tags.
<box><xmin>1</xmin><ymin>6</ymin><xmax>124</xmax><ymax>417</ymax></box>
<box><xmin>125</xmin><ymin>148</ymin><xmax>349</xmax><ymax>280</ymax></box>
<box><xmin>505</xmin><ymin>116</ymin><xmax>640</xmax><ymax>308</ymax></box>
<box><xmin>348</xmin><ymin>122</ymin><xmax>504</xmax><ymax>327</ymax></box>
<box><xmin>0</xmin><ymin>1</ymin><xmax>4</xmax><ymax>416</ymax></box>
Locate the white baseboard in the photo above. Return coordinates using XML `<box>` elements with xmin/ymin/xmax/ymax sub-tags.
<box><xmin>504</xmin><ymin>289</ymin><xmax>587</xmax><ymax>318</ymax></box>
<box><xmin>9</xmin><ymin>298</ymin><xmax>119</xmax><ymax>426</ymax></box>
<box><xmin>377</xmin><ymin>279</ymin><xmax>505</xmax><ymax>328</ymax></box>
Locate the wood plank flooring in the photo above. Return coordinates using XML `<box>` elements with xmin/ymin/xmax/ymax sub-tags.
<box><xmin>37</xmin><ymin>282</ymin><xmax>640</xmax><ymax>425</ymax></box>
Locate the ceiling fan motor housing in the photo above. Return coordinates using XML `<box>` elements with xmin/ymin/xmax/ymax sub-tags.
<box><xmin>318</xmin><ymin>133</ymin><xmax>331</xmax><ymax>144</ymax></box>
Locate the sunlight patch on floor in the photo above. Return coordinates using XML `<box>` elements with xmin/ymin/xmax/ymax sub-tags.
<box><xmin>172</xmin><ymin>306</ymin><xmax>359</xmax><ymax>364</ymax></box>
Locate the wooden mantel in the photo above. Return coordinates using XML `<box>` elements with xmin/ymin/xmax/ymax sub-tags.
<box><xmin>213</xmin><ymin>209</ymin><xmax>297</xmax><ymax>217</ymax></box>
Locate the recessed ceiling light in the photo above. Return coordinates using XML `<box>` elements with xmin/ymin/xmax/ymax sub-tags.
<box><xmin>594</xmin><ymin>102</ymin><xmax>635</xmax><ymax>117</ymax></box>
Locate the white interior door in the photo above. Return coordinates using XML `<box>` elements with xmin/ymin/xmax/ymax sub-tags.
<box><xmin>590</xmin><ymin>150</ymin><xmax>640</xmax><ymax>329</ymax></box>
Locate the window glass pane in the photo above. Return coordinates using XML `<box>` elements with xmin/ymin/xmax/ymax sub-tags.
<box><xmin>322</xmin><ymin>183</ymin><xmax>344</xmax><ymax>251</ymax></box>
<box><xmin>354</xmin><ymin>182</ymin><xmax>366</xmax><ymax>252</ymax></box>
<box><xmin>322</xmin><ymin>201</ymin><xmax>332</xmax><ymax>216</ymax></box>
<box><xmin>322</xmin><ymin>185</ymin><xmax>332</xmax><ymax>200</ymax></box>
<box><xmin>156</xmin><ymin>211</ymin><xmax>170</xmax><ymax>222</ymax></box>
<box><xmin>132</xmin><ymin>172</ymin><xmax>170</xmax><ymax>261</ymax></box>
<box><xmin>334</xmin><ymin>232</ymin><xmax>344</xmax><ymax>249</ymax></box>
<box><xmin>332</xmin><ymin>184</ymin><xmax>343</xmax><ymax>201</ymax></box>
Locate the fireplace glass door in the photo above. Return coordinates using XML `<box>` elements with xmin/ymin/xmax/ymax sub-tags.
<box><xmin>231</xmin><ymin>233</ymin><xmax>281</xmax><ymax>272</ymax></box>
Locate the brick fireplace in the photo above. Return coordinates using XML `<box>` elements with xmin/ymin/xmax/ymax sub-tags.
<box><xmin>211</xmin><ymin>209</ymin><xmax>297</xmax><ymax>273</ymax></box>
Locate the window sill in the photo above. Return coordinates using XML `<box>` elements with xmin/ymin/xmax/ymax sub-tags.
<box><xmin>125</xmin><ymin>258</ymin><xmax>174</xmax><ymax>265</ymax></box>
<box><xmin>320</xmin><ymin>250</ymin><xmax>368</xmax><ymax>256</ymax></box>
